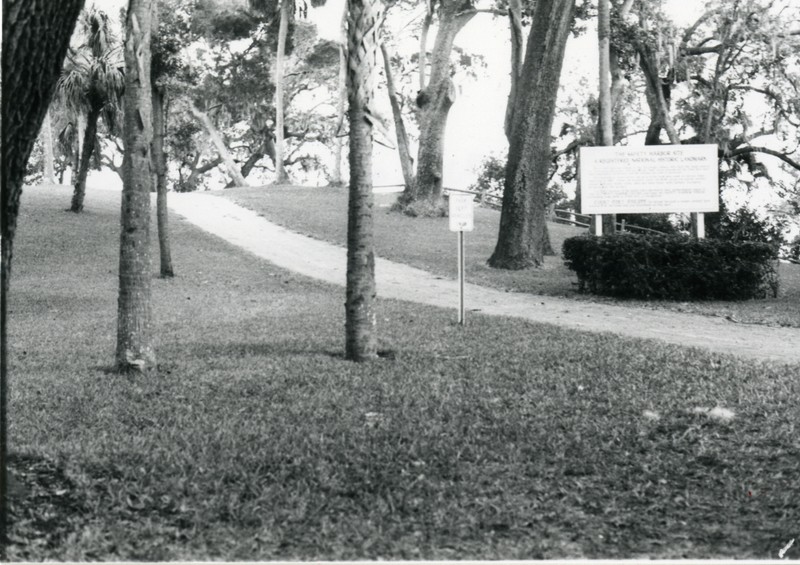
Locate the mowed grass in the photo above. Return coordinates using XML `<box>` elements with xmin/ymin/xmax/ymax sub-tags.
<box><xmin>222</xmin><ymin>185</ymin><xmax>800</xmax><ymax>327</ymax></box>
<box><xmin>6</xmin><ymin>185</ymin><xmax>800</xmax><ymax>560</ymax></box>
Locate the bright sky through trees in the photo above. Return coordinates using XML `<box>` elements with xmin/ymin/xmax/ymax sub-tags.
<box><xmin>309</xmin><ymin>0</ymin><xmax>707</xmax><ymax>189</ymax></box>
<box><xmin>86</xmin><ymin>0</ymin><xmax>793</xmax><ymax>205</ymax></box>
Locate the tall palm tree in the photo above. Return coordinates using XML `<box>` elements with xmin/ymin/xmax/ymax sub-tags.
<box><xmin>344</xmin><ymin>0</ymin><xmax>382</xmax><ymax>361</ymax></box>
<box><xmin>116</xmin><ymin>0</ymin><xmax>156</xmax><ymax>373</ymax></box>
<box><xmin>56</xmin><ymin>7</ymin><xmax>124</xmax><ymax>213</ymax></box>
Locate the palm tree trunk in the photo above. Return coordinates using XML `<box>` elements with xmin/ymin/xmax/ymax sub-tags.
<box><xmin>152</xmin><ymin>87</ymin><xmax>174</xmax><ymax>277</ymax></box>
<box><xmin>71</xmin><ymin>106</ymin><xmax>100</xmax><ymax>212</ymax></box>
<box><xmin>380</xmin><ymin>42</ymin><xmax>415</xmax><ymax>196</ymax></box>
<box><xmin>117</xmin><ymin>0</ymin><xmax>156</xmax><ymax>373</ymax></box>
<box><xmin>274</xmin><ymin>0</ymin><xmax>291</xmax><ymax>184</ymax></box>
<box><xmin>345</xmin><ymin>0</ymin><xmax>381</xmax><ymax>361</ymax></box>
<box><xmin>42</xmin><ymin>109</ymin><xmax>57</xmax><ymax>184</ymax></box>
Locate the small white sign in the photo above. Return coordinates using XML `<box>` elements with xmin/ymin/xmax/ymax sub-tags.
<box><xmin>580</xmin><ymin>144</ymin><xmax>719</xmax><ymax>214</ymax></box>
<box><xmin>449</xmin><ymin>193</ymin><xmax>474</xmax><ymax>232</ymax></box>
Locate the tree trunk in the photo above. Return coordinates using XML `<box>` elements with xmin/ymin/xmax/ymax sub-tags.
<box><xmin>412</xmin><ymin>7</ymin><xmax>475</xmax><ymax>208</ymax></box>
<box><xmin>241</xmin><ymin>137</ymin><xmax>275</xmax><ymax>177</ymax></box>
<box><xmin>489</xmin><ymin>0</ymin><xmax>575</xmax><ymax>269</ymax></box>
<box><xmin>331</xmin><ymin>6</ymin><xmax>348</xmax><ymax>187</ymax></box>
<box><xmin>2</xmin><ymin>0</ymin><xmax>85</xmax><ymax>547</ymax></box>
<box><xmin>152</xmin><ymin>87</ymin><xmax>174</xmax><ymax>277</ymax></box>
<box><xmin>638</xmin><ymin>12</ymin><xmax>702</xmax><ymax>239</ymax></box>
<box><xmin>610</xmin><ymin>0</ymin><xmax>635</xmax><ymax>108</ymax></box>
<box><xmin>274</xmin><ymin>0</ymin><xmax>291</xmax><ymax>184</ymax></box>
<box><xmin>504</xmin><ymin>0</ymin><xmax>523</xmax><ymax>140</ymax></box>
<box><xmin>223</xmin><ymin>135</ymin><xmax>276</xmax><ymax>187</ymax></box>
<box><xmin>0</xmin><ymin>233</ymin><xmax>9</xmax><ymax>556</ymax></box>
<box><xmin>638</xmin><ymin>43</ymin><xmax>680</xmax><ymax>144</ymax></box>
<box><xmin>70</xmin><ymin>114</ymin><xmax>86</xmax><ymax>183</ymax></box>
<box><xmin>182</xmin><ymin>156</ymin><xmax>222</xmax><ymax>191</ymax></box>
<box><xmin>636</xmin><ymin>11</ymin><xmax>680</xmax><ymax>145</ymax></box>
<box><xmin>42</xmin><ymin>109</ymin><xmax>57</xmax><ymax>184</ymax></box>
<box><xmin>117</xmin><ymin>0</ymin><xmax>156</xmax><ymax>374</ymax></box>
<box><xmin>71</xmin><ymin>106</ymin><xmax>101</xmax><ymax>212</ymax></box>
<box><xmin>191</xmin><ymin>105</ymin><xmax>249</xmax><ymax>187</ymax></box>
<box><xmin>345</xmin><ymin>0</ymin><xmax>381</xmax><ymax>361</ymax></box>
<box><xmin>380</xmin><ymin>42</ymin><xmax>415</xmax><ymax>196</ymax></box>
<box><xmin>598</xmin><ymin>0</ymin><xmax>615</xmax><ymax>235</ymax></box>
<box><xmin>419</xmin><ymin>0</ymin><xmax>433</xmax><ymax>90</ymax></box>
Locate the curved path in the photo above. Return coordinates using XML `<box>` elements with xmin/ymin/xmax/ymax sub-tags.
<box><xmin>169</xmin><ymin>192</ymin><xmax>800</xmax><ymax>364</ymax></box>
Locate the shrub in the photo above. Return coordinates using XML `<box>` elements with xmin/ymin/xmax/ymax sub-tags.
<box><xmin>705</xmin><ymin>206</ymin><xmax>788</xmax><ymax>251</ymax></box>
<box><xmin>562</xmin><ymin>233</ymin><xmax>779</xmax><ymax>300</ymax></box>
<box><xmin>617</xmin><ymin>213</ymin><xmax>678</xmax><ymax>235</ymax></box>
<box><xmin>469</xmin><ymin>154</ymin><xmax>567</xmax><ymax>208</ymax></box>
<box><xmin>786</xmin><ymin>235</ymin><xmax>800</xmax><ymax>264</ymax></box>
<box><xmin>469</xmin><ymin>154</ymin><xmax>506</xmax><ymax>199</ymax></box>
<box><xmin>391</xmin><ymin>195</ymin><xmax>447</xmax><ymax>218</ymax></box>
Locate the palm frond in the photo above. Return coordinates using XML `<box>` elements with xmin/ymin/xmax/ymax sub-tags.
<box><xmin>79</xmin><ymin>7</ymin><xmax>119</xmax><ymax>59</ymax></box>
<box><xmin>90</xmin><ymin>57</ymin><xmax>125</xmax><ymax>102</ymax></box>
<box><xmin>57</xmin><ymin>122</ymin><xmax>78</xmax><ymax>154</ymax></box>
<box><xmin>101</xmin><ymin>99</ymin><xmax>124</xmax><ymax>137</ymax></box>
<box><xmin>56</xmin><ymin>65</ymin><xmax>91</xmax><ymax>114</ymax></box>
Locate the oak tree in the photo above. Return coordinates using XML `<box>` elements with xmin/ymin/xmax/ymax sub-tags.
<box><xmin>1</xmin><ymin>0</ymin><xmax>85</xmax><ymax>545</ymax></box>
<box><xmin>489</xmin><ymin>0</ymin><xmax>576</xmax><ymax>269</ymax></box>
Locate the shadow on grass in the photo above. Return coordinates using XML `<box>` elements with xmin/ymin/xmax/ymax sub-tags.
<box><xmin>185</xmin><ymin>341</ymin><xmax>337</xmax><ymax>359</ymax></box>
<box><xmin>182</xmin><ymin>341</ymin><xmax>398</xmax><ymax>362</ymax></box>
<box><xmin>7</xmin><ymin>453</ymin><xmax>89</xmax><ymax>560</ymax></box>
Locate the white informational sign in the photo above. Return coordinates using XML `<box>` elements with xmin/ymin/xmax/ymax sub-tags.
<box><xmin>449</xmin><ymin>192</ymin><xmax>475</xmax><ymax>232</ymax></box>
<box><xmin>580</xmin><ymin>144</ymin><xmax>719</xmax><ymax>214</ymax></box>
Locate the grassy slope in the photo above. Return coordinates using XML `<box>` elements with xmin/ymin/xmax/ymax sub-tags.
<box><xmin>222</xmin><ymin>185</ymin><xmax>800</xmax><ymax>327</ymax></box>
<box><xmin>7</xmin><ymin>186</ymin><xmax>800</xmax><ymax>560</ymax></box>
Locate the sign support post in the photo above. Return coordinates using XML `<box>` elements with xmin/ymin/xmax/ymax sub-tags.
<box><xmin>457</xmin><ymin>230</ymin><xmax>465</xmax><ymax>325</ymax></box>
<box><xmin>594</xmin><ymin>214</ymin><xmax>603</xmax><ymax>236</ymax></box>
<box><xmin>449</xmin><ymin>191</ymin><xmax>475</xmax><ymax>327</ymax></box>
<box><xmin>692</xmin><ymin>212</ymin><xmax>705</xmax><ymax>239</ymax></box>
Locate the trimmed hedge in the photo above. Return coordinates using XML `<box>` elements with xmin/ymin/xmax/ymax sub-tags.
<box><xmin>562</xmin><ymin>233</ymin><xmax>779</xmax><ymax>300</ymax></box>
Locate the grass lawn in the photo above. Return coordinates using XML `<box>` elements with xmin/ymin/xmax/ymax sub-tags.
<box><xmin>6</xmin><ymin>185</ymin><xmax>800</xmax><ymax>560</ymax></box>
<box><xmin>222</xmin><ymin>185</ymin><xmax>800</xmax><ymax>328</ymax></box>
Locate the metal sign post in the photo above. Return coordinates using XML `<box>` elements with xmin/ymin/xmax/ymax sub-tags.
<box><xmin>457</xmin><ymin>230</ymin><xmax>465</xmax><ymax>324</ymax></box>
<box><xmin>449</xmin><ymin>192</ymin><xmax>475</xmax><ymax>326</ymax></box>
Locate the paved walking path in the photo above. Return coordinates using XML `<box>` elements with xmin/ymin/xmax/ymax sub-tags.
<box><xmin>169</xmin><ymin>192</ymin><xmax>800</xmax><ymax>364</ymax></box>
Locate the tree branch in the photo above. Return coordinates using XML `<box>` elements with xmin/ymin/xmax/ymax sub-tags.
<box><xmin>728</xmin><ymin>84</ymin><xmax>800</xmax><ymax>127</ymax></box>
<box><xmin>681</xmin><ymin>43</ymin><xmax>723</xmax><ymax>56</ymax></box>
<box><xmin>455</xmin><ymin>8</ymin><xmax>507</xmax><ymax>17</ymax></box>
<box><xmin>196</xmin><ymin>156</ymin><xmax>223</xmax><ymax>174</ymax></box>
<box><xmin>679</xmin><ymin>8</ymin><xmax>723</xmax><ymax>51</ymax></box>
<box><xmin>618</xmin><ymin>0</ymin><xmax>635</xmax><ymax>18</ymax></box>
<box><xmin>552</xmin><ymin>138</ymin><xmax>588</xmax><ymax>159</ymax></box>
<box><xmin>727</xmin><ymin>146</ymin><xmax>800</xmax><ymax>171</ymax></box>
